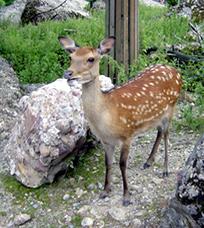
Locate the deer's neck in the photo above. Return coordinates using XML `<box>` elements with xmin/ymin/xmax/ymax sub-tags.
<box><xmin>81</xmin><ymin>76</ymin><xmax>104</xmax><ymax>110</ymax></box>
<box><xmin>81</xmin><ymin>76</ymin><xmax>118</xmax><ymax>143</ymax></box>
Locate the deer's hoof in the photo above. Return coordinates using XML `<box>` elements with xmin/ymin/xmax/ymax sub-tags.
<box><xmin>122</xmin><ymin>198</ymin><xmax>133</xmax><ymax>207</ymax></box>
<box><xmin>162</xmin><ymin>171</ymin><xmax>169</xmax><ymax>177</ymax></box>
<box><xmin>122</xmin><ymin>193</ymin><xmax>132</xmax><ymax>206</ymax></box>
<box><xmin>99</xmin><ymin>190</ymin><xmax>110</xmax><ymax>199</ymax></box>
<box><xmin>143</xmin><ymin>162</ymin><xmax>151</xmax><ymax>169</ymax></box>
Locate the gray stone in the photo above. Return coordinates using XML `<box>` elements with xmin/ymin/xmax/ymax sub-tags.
<box><xmin>63</xmin><ymin>194</ymin><xmax>70</xmax><ymax>201</ymax></box>
<box><xmin>21</xmin><ymin>0</ymin><xmax>89</xmax><ymax>24</ymax></box>
<box><xmin>94</xmin><ymin>220</ymin><xmax>105</xmax><ymax>228</ymax></box>
<box><xmin>132</xmin><ymin>218</ymin><xmax>142</xmax><ymax>226</ymax></box>
<box><xmin>177</xmin><ymin>0</ymin><xmax>204</xmax><ymax>22</ymax></box>
<box><xmin>0</xmin><ymin>57</ymin><xmax>21</xmax><ymax>172</ymax></box>
<box><xmin>0</xmin><ymin>0</ymin><xmax>89</xmax><ymax>24</ymax></box>
<box><xmin>20</xmin><ymin>83</ymin><xmax>45</xmax><ymax>94</ymax></box>
<box><xmin>99</xmin><ymin>75</ymin><xmax>115</xmax><ymax>93</ymax></box>
<box><xmin>81</xmin><ymin>217</ymin><xmax>94</xmax><ymax>227</ymax></box>
<box><xmin>108</xmin><ymin>207</ymin><xmax>127</xmax><ymax>221</ymax></box>
<box><xmin>160</xmin><ymin>198</ymin><xmax>199</xmax><ymax>228</ymax></box>
<box><xmin>0</xmin><ymin>0</ymin><xmax>27</xmax><ymax>23</ymax></box>
<box><xmin>92</xmin><ymin>0</ymin><xmax>106</xmax><ymax>10</ymax></box>
<box><xmin>78</xmin><ymin>205</ymin><xmax>91</xmax><ymax>216</ymax></box>
<box><xmin>87</xmin><ymin>183</ymin><xmax>96</xmax><ymax>191</ymax></box>
<box><xmin>75</xmin><ymin>188</ymin><xmax>85</xmax><ymax>198</ymax></box>
<box><xmin>160</xmin><ymin>134</ymin><xmax>204</xmax><ymax>227</ymax></box>
<box><xmin>14</xmin><ymin>213</ymin><xmax>31</xmax><ymax>226</ymax></box>
<box><xmin>5</xmin><ymin>79</ymin><xmax>88</xmax><ymax>188</ymax></box>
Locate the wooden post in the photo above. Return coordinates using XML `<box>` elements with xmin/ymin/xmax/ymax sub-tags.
<box><xmin>105</xmin><ymin>0</ymin><xmax>139</xmax><ymax>83</ymax></box>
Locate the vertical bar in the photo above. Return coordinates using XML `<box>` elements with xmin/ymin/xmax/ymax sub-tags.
<box><xmin>129</xmin><ymin>0</ymin><xmax>139</xmax><ymax>65</ymax></box>
<box><xmin>109</xmin><ymin>0</ymin><xmax>116</xmax><ymax>82</ymax></box>
<box><xmin>115</xmin><ymin>0</ymin><xmax>122</xmax><ymax>83</ymax></box>
<box><xmin>121</xmin><ymin>0</ymin><xmax>129</xmax><ymax>72</ymax></box>
<box><xmin>105</xmin><ymin>0</ymin><xmax>110</xmax><ymax>76</ymax></box>
<box><xmin>105</xmin><ymin>0</ymin><xmax>139</xmax><ymax>84</ymax></box>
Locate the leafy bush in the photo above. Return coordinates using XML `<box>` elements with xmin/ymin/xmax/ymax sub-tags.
<box><xmin>0</xmin><ymin>0</ymin><xmax>5</xmax><ymax>7</ymax></box>
<box><xmin>4</xmin><ymin>0</ymin><xmax>15</xmax><ymax>5</ymax></box>
<box><xmin>178</xmin><ymin>82</ymin><xmax>204</xmax><ymax>132</ymax></box>
<box><xmin>0</xmin><ymin>12</ymin><xmax>105</xmax><ymax>83</ymax></box>
<box><xmin>166</xmin><ymin>0</ymin><xmax>178</xmax><ymax>6</ymax></box>
<box><xmin>0</xmin><ymin>4</ymin><xmax>203</xmax><ymax>131</ymax></box>
<box><xmin>0</xmin><ymin>0</ymin><xmax>14</xmax><ymax>7</ymax></box>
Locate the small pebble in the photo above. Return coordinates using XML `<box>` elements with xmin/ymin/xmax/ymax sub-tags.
<box><xmin>87</xmin><ymin>183</ymin><xmax>96</xmax><ymax>191</ymax></box>
<box><xmin>63</xmin><ymin>194</ymin><xmax>70</xmax><ymax>201</ymax></box>
<box><xmin>81</xmin><ymin>217</ymin><xmax>94</xmax><ymax>227</ymax></box>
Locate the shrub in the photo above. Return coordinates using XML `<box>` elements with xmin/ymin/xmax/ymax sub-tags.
<box><xmin>0</xmin><ymin>0</ymin><xmax>14</xmax><ymax>7</ymax></box>
<box><xmin>0</xmin><ymin>11</ymin><xmax>105</xmax><ymax>83</ymax></box>
<box><xmin>0</xmin><ymin>4</ymin><xmax>203</xmax><ymax>131</ymax></box>
<box><xmin>0</xmin><ymin>0</ymin><xmax>5</xmax><ymax>7</ymax></box>
<box><xmin>166</xmin><ymin>0</ymin><xmax>178</xmax><ymax>6</ymax></box>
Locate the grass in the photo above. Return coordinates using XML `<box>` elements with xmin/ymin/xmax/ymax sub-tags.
<box><xmin>0</xmin><ymin>4</ymin><xmax>203</xmax><ymax>130</ymax></box>
<box><xmin>66</xmin><ymin>147</ymin><xmax>104</xmax><ymax>189</ymax></box>
<box><xmin>139</xmin><ymin>5</ymin><xmax>188</xmax><ymax>50</ymax></box>
<box><xmin>0</xmin><ymin>173</ymin><xmax>50</xmax><ymax>205</ymax></box>
<box><xmin>0</xmin><ymin>11</ymin><xmax>105</xmax><ymax>83</ymax></box>
<box><xmin>0</xmin><ymin>5</ymin><xmax>189</xmax><ymax>84</ymax></box>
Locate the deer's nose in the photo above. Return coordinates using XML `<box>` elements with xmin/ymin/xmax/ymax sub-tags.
<box><xmin>64</xmin><ymin>70</ymin><xmax>73</xmax><ymax>80</ymax></box>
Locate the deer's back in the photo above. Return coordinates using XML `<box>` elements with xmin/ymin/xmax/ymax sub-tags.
<box><xmin>103</xmin><ymin>64</ymin><xmax>182</xmax><ymax>140</ymax></box>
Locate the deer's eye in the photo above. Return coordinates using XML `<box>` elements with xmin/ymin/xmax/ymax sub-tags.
<box><xmin>87</xmin><ymin>57</ymin><xmax>95</xmax><ymax>63</ymax></box>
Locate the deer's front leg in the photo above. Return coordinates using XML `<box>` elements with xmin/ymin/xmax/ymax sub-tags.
<box><xmin>99</xmin><ymin>144</ymin><xmax>115</xmax><ymax>199</ymax></box>
<box><xmin>120</xmin><ymin>141</ymin><xmax>132</xmax><ymax>206</ymax></box>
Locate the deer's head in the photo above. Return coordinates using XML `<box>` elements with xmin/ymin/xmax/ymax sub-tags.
<box><xmin>59</xmin><ymin>36</ymin><xmax>115</xmax><ymax>84</ymax></box>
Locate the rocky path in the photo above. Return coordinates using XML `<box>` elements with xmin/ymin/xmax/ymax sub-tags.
<box><xmin>0</xmin><ymin>125</ymin><xmax>199</xmax><ymax>227</ymax></box>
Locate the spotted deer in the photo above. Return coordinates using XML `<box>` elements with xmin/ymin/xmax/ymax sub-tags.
<box><xmin>59</xmin><ymin>36</ymin><xmax>182</xmax><ymax>206</ymax></box>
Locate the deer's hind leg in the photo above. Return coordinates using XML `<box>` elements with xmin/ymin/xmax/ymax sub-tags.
<box><xmin>143</xmin><ymin>117</ymin><xmax>170</xmax><ymax>177</ymax></box>
<box><xmin>120</xmin><ymin>140</ymin><xmax>132</xmax><ymax>206</ymax></box>
<box><xmin>143</xmin><ymin>126</ymin><xmax>163</xmax><ymax>169</ymax></box>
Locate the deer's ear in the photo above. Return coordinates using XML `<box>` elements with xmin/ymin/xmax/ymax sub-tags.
<box><xmin>98</xmin><ymin>36</ymin><xmax>115</xmax><ymax>55</ymax></box>
<box><xmin>58</xmin><ymin>36</ymin><xmax>79</xmax><ymax>53</ymax></box>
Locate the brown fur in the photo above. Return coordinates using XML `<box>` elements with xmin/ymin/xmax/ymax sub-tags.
<box><xmin>59</xmin><ymin>37</ymin><xmax>182</xmax><ymax>206</ymax></box>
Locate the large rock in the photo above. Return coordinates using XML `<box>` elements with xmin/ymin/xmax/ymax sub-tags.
<box><xmin>160</xmin><ymin>134</ymin><xmax>204</xmax><ymax>227</ymax></box>
<box><xmin>21</xmin><ymin>0</ymin><xmax>89</xmax><ymax>24</ymax></box>
<box><xmin>92</xmin><ymin>0</ymin><xmax>105</xmax><ymax>10</ymax></box>
<box><xmin>5</xmin><ymin>75</ymin><xmax>114</xmax><ymax>188</ymax></box>
<box><xmin>5</xmin><ymin>79</ymin><xmax>88</xmax><ymax>188</ymax></box>
<box><xmin>0</xmin><ymin>0</ymin><xmax>89</xmax><ymax>24</ymax></box>
<box><xmin>0</xmin><ymin>57</ymin><xmax>21</xmax><ymax>172</ymax></box>
<box><xmin>0</xmin><ymin>0</ymin><xmax>27</xmax><ymax>24</ymax></box>
<box><xmin>178</xmin><ymin>0</ymin><xmax>204</xmax><ymax>22</ymax></box>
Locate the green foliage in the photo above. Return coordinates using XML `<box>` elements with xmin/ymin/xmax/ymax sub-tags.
<box><xmin>0</xmin><ymin>0</ymin><xmax>14</xmax><ymax>7</ymax></box>
<box><xmin>0</xmin><ymin>0</ymin><xmax>5</xmax><ymax>7</ymax></box>
<box><xmin>177</xmin><ymin>82</ymin><xmax>204</xmax><ymax>132</ymax></box>
<box><xmin>0</xmin><ymin>4</ymin><xmax>203</xmax><ymax>131</ymax></box>
<box><xmin>182</xmin><ymin>61</ymin><xmax>204</xmax><ymax>92</ymax></box>
<box><xmin>0</xmin><ymin>11</ymin><xmax>104</xmax><ymax>83</ymax></box>
<box><xmin>66</xmin><ymin>148</ymin><xmax>104</xmax><ymax>189</ymax></box>
<box><xmin>71</xmin><ymin>215</ymin><xmax>82</xmax><ymax>227</ymax></box>
<box><xmin>166</xmin><ymin>0</ymin><xmax>178</xmax><ymax>6</ymax></box>
<box><xmin>139</xmin><ymin>6</ymin><xmax>188</xmax><ymax>50</ymax></box>
<box><xmin>4</xmin><ymin>0</ymin><xmax>14</xmax><ymax>5</ymax></box>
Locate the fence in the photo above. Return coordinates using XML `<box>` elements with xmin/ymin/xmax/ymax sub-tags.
<box><xmin>105</xmin><ymin>0</ymin><xmax>139</xmax><ymax>83</ymax></box>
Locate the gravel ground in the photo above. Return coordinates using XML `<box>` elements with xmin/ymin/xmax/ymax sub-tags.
<box><xmin>0</xmin><ymin>117</ymin><xmax>199</xmax><ymax>227</ymax></box>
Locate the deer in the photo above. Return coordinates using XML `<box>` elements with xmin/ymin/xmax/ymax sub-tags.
<box><xmin>58</xmin><ymin>36</ymin><xmax>182</xmax><ymax>206</ymax></box>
